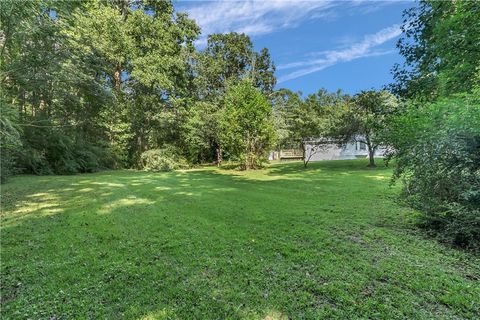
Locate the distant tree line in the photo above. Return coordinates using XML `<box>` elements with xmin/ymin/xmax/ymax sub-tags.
<box><xmin>0</xmin><ymin>0</ymin><xmax>277</xmax><ymax>177</ymax></box>
<box><xmin>0</xmin><ymin>0</ymin><xmax>396</xmax><ymax>178</ymax></box>
<box><xmin>272</xmin><ymin>88</ymin><xmax>398</xmax><ymax>168</ymax></box>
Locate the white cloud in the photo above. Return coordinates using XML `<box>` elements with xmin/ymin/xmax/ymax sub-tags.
<box><xmin>176</xmin><ymin>2</ymin><xmax>403</xmax><ymax>83</ymax></box>
<box><xmin>177</xmin><ymin>0</ymin><xmax>338</xmax><ymax>46</ymax></box>
<box><xmin>277</xmin><ymin>24</ymin><xmax>401</xmax><ymax>83</ymax></box>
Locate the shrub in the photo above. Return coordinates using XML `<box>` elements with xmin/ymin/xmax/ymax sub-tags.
<box><xmin>0</xmin><ymin>106</ymin><xmax>22</xmax><ymax>183</ymax></box>
<box><xmin>388</xmin><ymin>91</ymin><xmax>480</xmax><ymax>250</ymax></box>
<box><xmin>16</xmin><ymin>122</ymin><xmax>115</xmax><ymax>176</ymax></box>
<box><xmin>0</xmin><ymin>112</ymin><xmax>21</xmax><ymax>183</ymax></box>
<box><xmin>73</xmin><ymin>142</ymin><xmax>116</xmax><ymax>173</ymax></box>
<box><xmin>139</xmin><ymin>146</ymin><xmax>189</xmax><ymax>172</ymax></box>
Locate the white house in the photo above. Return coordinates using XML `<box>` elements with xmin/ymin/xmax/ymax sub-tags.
<box><xmin>269</xmin><ymin>138</ymin><xmax>386</xmax><ymax>162</ymax></box>
<box><xmin>304</xmin><ymin>140</ymin><xmax>386</xmax><ymax>161</ymax></box>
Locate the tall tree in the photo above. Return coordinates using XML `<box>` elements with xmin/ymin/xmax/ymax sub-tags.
<box><xmin>339</xmin><ymin>90</ymin><xmax>398</xmax><ymax>167</ymax></box>
<box><xmin>219</xmin><ymin>80</ymin><xmax>275</xmax><ymax>170</ymax></box>
<box><xmin>387</xmin><ymin>0</ymin><xmax>480</xmax><ymax>248</ymax></box>
<box><xmin>68</xmin><ymin>0</ymin><xmax>199</xmax><ymax>164</ymax></box>
<box><xmin>271</xmin><ymin>88</ymin><xmax>302</xmax><ymax>150</ymax></box>
<box><xmin>1</xmin><ymin>0</ymin><xmax>114</xmax><ymax>175</ymax></box>
<box><xmin>290</xmin><ymin>89</ymin><xmax>349</xmax><ymax>167</ymax></box>
<box><xmin>195</xmin><ymin>33</ymin><xmax>276</xmax><ymax>99</ymax></box>
<box><xmin>190</xmin><ymin>32</ymin><xmax>276</xmax><ymax>164</ymax></box>
<box><xmin>0</xmin><ymin>0</ymin><xmax>200</xmax><ymax>178</ymax></box>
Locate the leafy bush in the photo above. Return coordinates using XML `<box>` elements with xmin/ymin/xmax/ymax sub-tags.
<box><xmin>19</xmin><ymin>147</ymin><xmax>54</xmax><ymax>175</ymax></box>
<box><xmin>139</xmin><ymin>146</ymin><xmax>189</xmax><ymax>172</ymax></box>
<box><xmin>17</xmin><ymin>123</ymin><xmax>115</xmax><ymax>176</ymax></box>
<box><xmin>0</xmin><ymin>106</ymin><xmax>22</xmax><ymax>183</ymax></box>
<box><xmin>388</xmin><ymin>91</ymin><xmax>480</xmax><ymax>250</ymax></box>
<box><xmin>73</xmin><ymin>142</ymin><xmax>116</xmax><ymax>173</ymax></box>
<box><xmin>181</xmin><ymin>101</ymin><xmax>220</xmax><ymax>164</ymax></box>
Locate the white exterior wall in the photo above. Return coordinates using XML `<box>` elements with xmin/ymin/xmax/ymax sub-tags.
<box><xmin>305</xmin><ymin>141</ymin><xmax>386</xmax><ymax>161</ymax></box>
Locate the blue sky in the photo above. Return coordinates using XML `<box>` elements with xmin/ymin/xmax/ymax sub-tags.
<box><xmin>175</xmin><ymin>0</ymin><xmax>412</xmax><ymax>95</ymax></box>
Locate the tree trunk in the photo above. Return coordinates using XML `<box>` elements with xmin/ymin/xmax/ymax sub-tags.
<box><xmin>302</xmin><ymin>141</ymin><xmax>308</xmax><ymax>168</ymax></box>
<box><xmin>113</xmin><ymin>0</ymin><xmax>128</xmax><ymax>94</ymax></box>
<box><xmin>365</xmin><ymin>134</ymin><xmax>376</xmax><ymax>167</ymax></box>
<box><xmin>137</xmin><ymin>134</ymin><xmax>144</xmax><ymax>154</ymax></box>
<box><xmin>114</xmin><ymin>63</ymin><xmax>121</xmax><ymax>93</ymax></box>
<box><xmin>216</xmin><ymin>147</ymin><xmax>222</xmax><ymax>167</ymax></box>
<box><xmin>367</xmin><ymin>147</ymin><xmax>376</xmax><ymax>167</ymax></box>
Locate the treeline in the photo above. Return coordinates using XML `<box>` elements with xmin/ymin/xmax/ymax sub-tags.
<box><xmin>1</xmin><ymin>0</ymin><xmax>392</xmax><ymax>178</ymax></box>
<box><xmin>1</xmin><ymin>0</ymin><xmax>277</xmax><ymax>178</ymax></box>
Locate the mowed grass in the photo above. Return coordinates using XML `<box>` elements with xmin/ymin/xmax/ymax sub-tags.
<box><xmin>1</xmin><ymin>160</ymin><xmax>479</xmax><ymax>319</ymax></box>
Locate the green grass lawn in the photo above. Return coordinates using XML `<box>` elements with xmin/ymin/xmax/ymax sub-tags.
<box><xmin>1</xmin><ymin>160</ymin><xmax>479</xmax><ymax>319</ymax></box>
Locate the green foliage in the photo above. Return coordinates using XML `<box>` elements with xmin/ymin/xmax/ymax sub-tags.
<box><xmin>0</xmin><ymin>0</ymin><xmax>204</xmax><ymax>176</ymax></box>
<box><xmin>390</xmin><ymin>0</ymin><xmax>480</xmax><ymax>250</ymax></box>
<box><xmin>1</xmin><ymin>0</ymin><xmax>280</xmax><ymax>176</ymax></box>
<box><xmin>1</xmin><ymin>0</ymin><xmax>116</xmax><ymax>177</ymax></box>
<box><xmin>0</xmin><ymin>104</ymin><xmax>22</xmax><ymax>182</ymax></box>
<box><xmin>293</xmin><ymin>89</ymin><xmax>348</xmax><ymax>141</ymax></box>
<box><xmin>17</xmin><ymin>123</ymin><xmax>115</xmax><ymax>175</ymax></box>
<box><xmin>387</xmin><ymin>92</ymin><xmax>480</xmax><ymax>250</ymax></box>
<box><xmin>219</xmin><ymin>81</ymin><xmax>275</xmax><ymax>169</ymax></box>
<box><xmin>139</xmin><ymin>146</ymin><xmax>189</xmax><ymax>172</ymax></box>
<box><xmin>271</xmin><ymin>89</ymin><xmax>302</xmax><ymax>149</ymax></box>
<box><xmin>287</xmin><ymin>89</ymin><xmax>350</xmax><ymax>167</ymax></box>
<box><xmin>392</xmin><ymin>0</ymin><xmax>480</xmax><ymax>99</ymax></box>
<box><xmin>187</xmin><ymin>33</ymin><xmax>276</xmax><ymax>164</ymax></box>
<box><xmin>67</xmin><ymin>1</ymin><xmax>199</xmax><ymax>166</ymax></box>
<box><xmin>195</xmin><ymin>33</ymin><xmax>276</xmax><ymax>99</ymax></box>
<box><xmin>338</xmin><ymin>90</ymin><xmax>398</xmax><ymax>166</ymax></box>
<box><xmin>181</xmin><ymin>101</ymin><xmax>220</xmax><ymax>164</ymax></box>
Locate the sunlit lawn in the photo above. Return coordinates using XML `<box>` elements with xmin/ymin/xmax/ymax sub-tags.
<box><xmin>1</xmin><ymin>160</ymin><xmax>479</xmax><ymax>319</ymax></box>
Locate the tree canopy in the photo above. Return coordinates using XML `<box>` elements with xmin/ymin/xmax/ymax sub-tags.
<box><xmin>392</xmin><ymin>0</ymin><xmax>480</xmax><ymax>99</ymax></box>
<box><xmin>338</xmin><ymin>90</ymin><xmax>398</xmax><ymax>167</ymax></box>
<box><xmin>219</xmin><ymin>80</ymin><xmax>275</xmax><ymax>170</ymax></box>
<box><xmin>0</xmin><ymin>0</ymin><xmax>276</xmax><ymax>179</ymax></box>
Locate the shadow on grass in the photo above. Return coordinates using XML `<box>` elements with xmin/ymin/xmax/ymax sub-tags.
<box><xmin>1</xmin><ymin>160</ymin><xmax>479</xmax><ymax>319</ymax></box>
<box><xmin>266</xmin><ymin>158</ymin><xmax>391</xmax><ymax>176</ymax></box>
